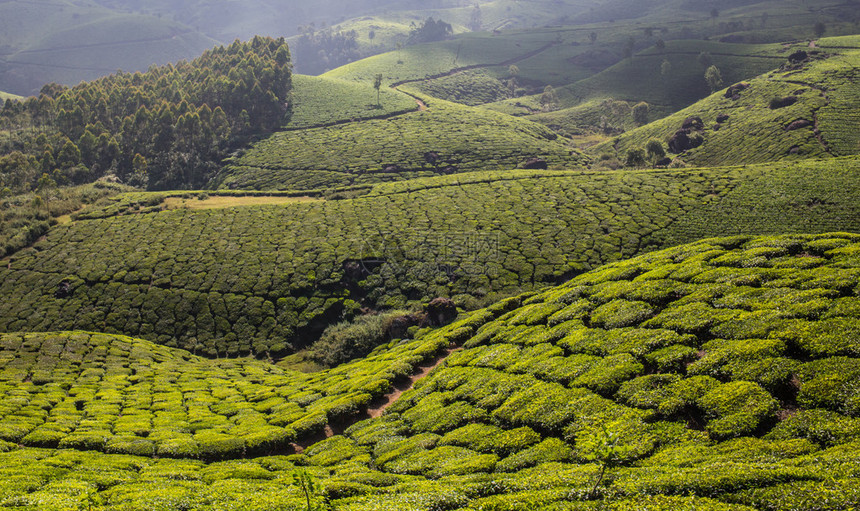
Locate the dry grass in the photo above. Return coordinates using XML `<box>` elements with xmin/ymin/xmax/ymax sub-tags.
<box><xmin>164</xmin><ymin>195</ymin><xmax>322</xmax><ymax>210</ymax></box>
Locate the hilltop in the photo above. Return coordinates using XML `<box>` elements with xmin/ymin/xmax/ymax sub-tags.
<box><xmin>1</xmin><ymin>233</ymin><xmax>859</xmax><ymax>509</ymax></box>
<box><xmin>214</xmin><ymin>94</ymin><xmax>585</xmax><ymax>190</ymax></box>
<box><xmin>596</xmin><ymin>36</ymin><xmax>860</xmax><ymax>167</ymax></box>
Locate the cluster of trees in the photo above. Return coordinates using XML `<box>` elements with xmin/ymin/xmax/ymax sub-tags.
<box><xmin>407</xmin><ymin>17</ymin><xmax>453</xmax><ymax>45</ymax></box>
<box><xmin>291</xmin><ymin>26</ymin><xmax>361</xmax><ymax>75</ymax></box>
<box><xmin>0</xmin><ymin>36</ymin><xmax>292</xmax><ymax>191</ymax></box>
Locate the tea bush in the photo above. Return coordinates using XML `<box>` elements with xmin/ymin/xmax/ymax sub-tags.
<box><xmin>2</xmin><ymin>158</ymin><xmax>859</xmax><ymax>357</ymax></box>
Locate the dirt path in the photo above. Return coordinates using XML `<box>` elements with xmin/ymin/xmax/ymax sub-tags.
<box><xmin>289</xmin><ymin>344</ymin><xmax>461</xmax><ymax>453</ymax></box>
<box><xmin>415</xmin><ymin>99</ymin><xmax>428</xmax><ymax>111</ymax></box>
<box><xmin>366</xmin><ymin>345</ymin><xmax>460</xmax><ymax>418</ymax></box>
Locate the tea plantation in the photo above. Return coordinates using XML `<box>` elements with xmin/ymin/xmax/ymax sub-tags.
<box><xmin>0</xmin><ymin>313</ymin><xmax>482</xmax><ymax>461</ymax></box>
<box><xmin>286</xmin><ymin>75</ymin><xmax>418</xmax><ymax>129</ymax></box>
<box><xmin>599</xmin><ymin>37</ymin><xmax>860</xmax><ymax>166</ymax></box>
<box><xmin>212</xmin><ymin>96</ymin><xmax>586</xmax><ymax>190</ymax></box>
<box><xmin>1</xmin><ymin>158</ymin><xmax>859</xmax><ymax>358</ymax></box>
<box><xmin>2</xmin><ymin>233</ymin><xmax>860</xmax><ymax>509</ymax></box>
<box><xmin>485</xmin><ymin>39</ymin><xmax>795</xmax><ymax>118</ymax></box>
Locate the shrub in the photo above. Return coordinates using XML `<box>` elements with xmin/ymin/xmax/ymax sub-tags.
<box><xmin>699</xmin><ymin>381</ymin><xmax>779</xmax><ymax>439</ymax></box>
<box><xmin>308</xmin><ymin>309</ymin><xmax>413</xmax><ymax>366</ymax></box>
<box><xmin>769</xmin><ymin>96</ymin><xmax>798</xmax><ymax>109</ymax></box>
<box><xmin>795</xmin><ymin>357</ymin><xmax>860</xmax><ymax>414</ymax></box>
<box><xmin>589</xmin><ymin>300</ymin><xmax>654</xmax><ymax>329</ymax></box>
<box><xmin>495</xmin><ymin>437</ymin><xmax>573</xmax><ymax>472</ymax></box>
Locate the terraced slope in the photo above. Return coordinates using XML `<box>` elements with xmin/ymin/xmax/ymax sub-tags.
<box><xmin>598</xmin><ymin>37</ymin><xmax>860</xmax><ymax>166</ymax></box>
<box><xmin>212</xmin><ymin>96</ymin><xmax>585</xmax><ymax>190</ymax></box>
<box><xmin>2</xmin><ymin>158</ymin><xmax>859</xmax><ymax>357</ymax></box>
<box><xmin>326</xmin><ymin>232</ymin><xmax>860</xmax><ymax>509</ymax></box>
<box><xmin>287</xmin><ymin>75</ymin><xmax>417</xmax><ymax>129</ymax></box>
<box><xmin>2</xmin><ymin>233</ymin><xmax>860</xmax><ymax>509</ymax></box>
<box><xmin>0</xmin><ymin>319</ymin><xmax>476</xmax><ymax>461</ymax></box>
<box><xmin>486</xmin><ymin>39</ymin><xmax>796</xmax><ymax>118</ymax></box>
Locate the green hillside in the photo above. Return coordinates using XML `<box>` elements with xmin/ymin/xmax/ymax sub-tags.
<box><xmin>287</xmin><ymin>75</ymin><xmax>418</xmax><ymax>129</ymax></box>
<box><xmin>330</xmin><ymin>231</ymin><xmax>860</xmax><ymax>509</ymax></box>
<box><xmin>486</xmin><ymin>39</ymin><xmax>795</xmax><ymax>118</ymax></box>
<box><xmin>321</xmin><ymin>31</ymin><xmax>556</xmax><ymax>86</ymax></box>
<box><xmin>0</xmin><ymin>91</ymin><xmax>23</xmax><ymax>102</ymax></box>
<box><xmin>2</xmin><ymin>233</ymin><xmax>860</xmax><ymax>509</ymax></box>
<box><xmin>213</xmin><ymin>95</ymin><xmax>585</xmax><ymax>190</ymax></box>
<box><xmin>0</xmin><ymin>37</ymin><xmax>292</xmax><ymax>192</ymax></box>
<box><xmin>0</xmin><ymin>323</ymin><xmax>465</xmax><ymax>460</ymax></box>
<box><xmin>1</xmin><ymin>157</ymin><xmax>858</xmax><ymax>358</ymax></box>
<box><xmin>597</xmin><ymin>37</ymin><xmax>860</xmax><ymax>167</ymax></box>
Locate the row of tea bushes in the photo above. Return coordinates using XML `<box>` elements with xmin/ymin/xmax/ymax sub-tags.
<box><xmin>326</xmin><ymin>233</ymin><xmax>860</xmax><ymax>505</ymax></box>
<box><xmin>1</xmin><ymin>158</ymin><xmax>859</xmax><ymax>356</ymax></box>
<box><xmin>213</xmin><ymin>96</ymin><xmax>585</xmax><ymax>191</ymax></box>
<box><xmin>0</xmin><ymin>309</ymin><xmax>498</xmax><ymax>460</ymax></box>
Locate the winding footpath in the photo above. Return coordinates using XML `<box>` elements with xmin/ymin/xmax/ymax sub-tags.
<box><xmin>290</xmin><ymin>343</ymin><xmax>462</xmax><ymax>452</ymax></box>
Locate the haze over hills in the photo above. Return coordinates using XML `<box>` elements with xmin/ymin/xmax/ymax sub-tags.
<box><xmin>1</xmin><ymin>0</ymin><xmax>860</xmax><ymax>509</ymax></box>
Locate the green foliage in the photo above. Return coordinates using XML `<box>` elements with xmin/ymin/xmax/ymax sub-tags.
<box><xmin>291</xmin><ymin>468</ymin><xmax>324</xmax><ymax>511</ymax></box>
<box><xmin>3</xmin><ymin>159</ymin><xmax>860</xmax><ymax>357</ymax></box>
<box><xmin>287</xmin><ymin>75</ymin><xmax>417</xmax><ymax>129</ymax></box>
<box><xmin>699</xmin><ymin>381</ymin><xmax>780</xmax><ymax>439</ymax></box>
<box><xmin>412</xmin><ymin>71</ymin><xmax>512</xmax><ymax>106</ymax></box>
<box><xmin>406</xmin><ymin>17</ymin><xmax>453</xmax><ymax>46</ymax></box>
<box><xmin>600</xmin><ymin>41</ymin><xmax>860</xmax><ymax>167</ymax></box>
<box><xmin>3</xmin><ymin>234</ymin><xmax>860</xmax><ymax>506</ymax></box>
<box><xmin>308</xmin><ymin>310</ymin><xmax>412</xmax><ymax>367</ymax></box>
<box><xmin>1</xmin><ymin>37</ymin><xmax>292</xmax><ymax>191</ymax></box>
<box><xmin>216</xmin><ymin>96</ymin><xmax>585</xmax><ymax>190</ymax></box>
<box><xmin>0</xmin><ymin>311</ymin><xmax>492</xmax><ymax>458</ymax></box>
<box><xmin>0</xmin><ymin>181</ymin><xmax>130</xmax><ymax>259</ymax></box>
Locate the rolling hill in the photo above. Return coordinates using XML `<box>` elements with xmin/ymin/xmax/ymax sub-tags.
<box><xmin>0</xmin><ymin>0</ymin><xmax>218</xmax><ymax>96</ymax></box>
<box><xmin>596</xmin><ymin>36</ymin><xmax>860</xmax><ymax>167</ymax></box>
<box><xmin>0</xmin><ymin>91</ymin><xmax>23</xmax><ymax>102</ymax></box>
<box><xmin>213</xmin><ymin>94</ymin><xmax>585</xmax><ymax>190</ymax></box>
<box><xmin>485</xmin><ymin>39</ymin><xmax>795</xmax><ymax>117</ymax></box>
<box><xmin>1</xmin><ymin>157</ymin><xmax>858</xmax><ymax>359</ymax></box>
<box><xmin>0</xmin><ymin>2</ymin><xmax>860</xmax><ymax>509</ymax></box>
<box><xmin>286</xmin><ymin>75</ymin><xmax>418</xmax><ymax>129</ymax></box>
<box><xmin>1</xmin><ymin>232</ymin><xmax>859</xmax><ymax>509</ymax></box>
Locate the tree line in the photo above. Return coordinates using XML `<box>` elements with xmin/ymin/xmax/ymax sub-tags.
<box><xmin>0</xmin><ymin>36</ymin><xmax>292</xmax><ymax>191</ymax></box>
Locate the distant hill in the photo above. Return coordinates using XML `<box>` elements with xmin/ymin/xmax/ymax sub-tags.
<box><xmin>0</xmin><ymin>90</ymin><xmax>23</xmax><ymax>102</ymax></box>
<box><xmin>597</xmin><ymin>37</ymin><xmax>860</xmax><ymax>167</ymax></box>
<box><xmin>0</xmin><ymin>1</ymin><xmax>218</xmax><ymax>96</ymax></box>
<box><xmin>486</xmin><ymin>39</ymin><xmax>793</xmax><ymax>117</ymax></box>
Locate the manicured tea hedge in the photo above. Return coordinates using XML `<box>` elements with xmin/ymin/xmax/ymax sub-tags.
<box><xmin>213</xmin><ymin>95</ymin><xmax>586</xmax><ymax>191</ymax></box>
<box><xmin>0</xmin><ymin>310</ymin><xmax>496</xmax><ymax>460</ymax></box>
<box><xmin>1</xmin><ymin>158</ymin><xmax>859</xmax><ymax>356</ymax></box>
<box><xmin>2</xmin><ymin>233</ymin><xmax>860</xmax><ymax>509</ymax></box>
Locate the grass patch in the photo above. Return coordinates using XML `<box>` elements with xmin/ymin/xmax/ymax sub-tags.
<box><xmin>163</xmin><ymin>195</ymin><xmax>322</xmax><ymax>210</ymax></box>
